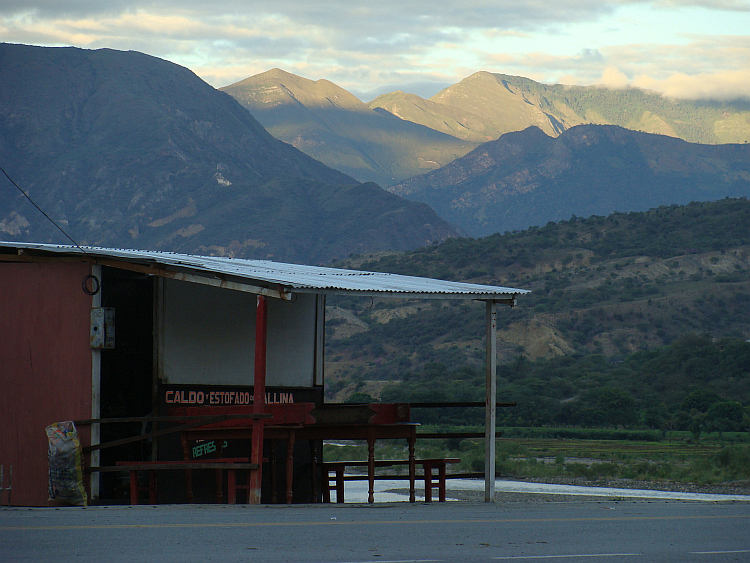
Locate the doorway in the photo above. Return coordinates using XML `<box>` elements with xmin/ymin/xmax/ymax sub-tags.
<box><xmin>98</xmin><ymin>266</ymin><xmax>154</xmax><ymax>501</ymax></box>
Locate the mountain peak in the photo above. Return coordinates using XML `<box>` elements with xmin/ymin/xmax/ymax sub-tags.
<box><xmin>223</xmin><ymin>68</ymin><xmax>365</xmax><ymax>111</ymax></box>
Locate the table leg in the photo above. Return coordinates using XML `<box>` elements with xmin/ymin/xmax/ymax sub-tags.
<box><xmin>408</xmin><ymin>433</ymin><xmax>416</xmax><ymax>503</ymax></box>
<box><xmin>129</xmin><ymin>470</ymin><xmax>138</xmax><ymax>505</ymax></box>
<box><xmin>270</xmin><ymin>439</ymin><xmax>277</xmax><ymax>504</ymax></box>
<box><xmin>285</xmin><ymin>431</ymin><xmax>295</xmax><ymax>505</ymax></box>
<box><xmin>311</xmin><ymin>441</ymin><xmax>319</xmax><ymax>503</ymax></box>
<box><xmin>367</xmin><ymin>432</ymin><xmax>375</xmax><ymax>504</ymax></box>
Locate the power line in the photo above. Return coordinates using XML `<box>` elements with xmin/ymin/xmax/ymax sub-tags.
<box><xmin>0</xmin><ymin>164</ymin><xmax>88</xmax><ymax>254</ymax></box>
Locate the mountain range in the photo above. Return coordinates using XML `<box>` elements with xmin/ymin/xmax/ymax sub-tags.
<box><xmin>388</xmin><ymin>124</ymin><xmax>750</xmax><ymax>237</ymax></box>
<box><xmin>369</xmin><ymin>71</ymin><xmax>750</xmax><ymax>145</ymax></box>
<box><xmin>221</xmin><ymin>69</ymin><xmax>475</xmax><ymax>187</ymax></box>
<box><xmin>0</xmin><ymin>44</ymin><xmax>457</xmax><ymax>263</ymax></box>
<box><xmin>223</xmin><ymin>69</ymin><xmax>750</xmax><ymax>190</ymax></box>
<box><xmin>3</xmin><ymin>44</ymin><xmax>750</xmax><ymax>265</ymax></box>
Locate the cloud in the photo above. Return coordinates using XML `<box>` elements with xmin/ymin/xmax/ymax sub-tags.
<box><xmin>654</xmin><ymin>0</ymin><xmax>750</xmax><ymax>10</ymax></box>
<box><xmin>600</xmin><ymin>66</ymin><xmax>630</xmax><ymax>88</ymax></box>
<box><xmin>2</xmin><ymin>1</ymin><xmax>618</xmax><ymax>28</ymax></box>
<box><xmin>1</xmin><ymin>1</ymin><xmax>748</xmax><ymax>98</ymax></box>
<box><xmin>632</xmin><ymin>70</ymin><xmax>750</xmax><ymax>100</ymax></box>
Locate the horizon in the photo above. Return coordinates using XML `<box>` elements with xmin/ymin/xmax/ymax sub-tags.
<box><xmin>1</xmin><ymin>1</ymin><xmax>748</xmax><ymax>102</ymax></box>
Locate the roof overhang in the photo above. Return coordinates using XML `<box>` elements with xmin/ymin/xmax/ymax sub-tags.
<box><xmin>0</xmin><ymin>242</ymin><xmax>530</xmax><ymax>302</ymax></box>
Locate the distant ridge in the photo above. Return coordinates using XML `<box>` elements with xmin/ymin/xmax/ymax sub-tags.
<box><xmin>369</xmin><ymin>71</ymin><xmax>750</xmax><ymax>145</ymax></box>
<box><xmin>0</xmin><ymin>44</ymin><xmax>459</xmax><ymax>263</ymax></box>
<box><xmin>388</xmin><ymin>124</ymin><xmax>750</xmax><ymax>237</ymax></box>
<box><xmin>221</xmin><ymin>69</ymin><xmax>476</xmax><ymax>187</ymax></box>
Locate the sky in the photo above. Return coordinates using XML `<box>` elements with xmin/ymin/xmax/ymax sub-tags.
<box><xmin>1</xmin><ymin>1</ymin><xmax>749</xmax><ymax>102</ymax></box>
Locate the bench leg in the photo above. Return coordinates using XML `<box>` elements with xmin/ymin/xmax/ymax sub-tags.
<box><xmin>227</xmin><ymin>469</ymin><xmax>237</xmax><ymax>504</ymax></box>
<box><xmin>148</xmin><ymin>470</ymin><xmax>157</xmax><ymax>504</ymax></box>
<box><xmin>215</xmin><ymin>469</ymin><xmax>223</xmax><ymax>504</ymax></box>
<box><xmin>336</xmin><ymin>468</ymin><xmax>345</xmax><ymax>503</ymax></box>
<box><xmin>129</xmin><ymin>470</ymin><xmax>139</xmax><ymax>505</ymax></box>
<box><xmin>438</xmin><ymin>463</ymin><xmax>447</xmax><ymax>502</ymax></box>
<box><xmin>423</xmin><ymin>461</ymin><xmax>433</xmax><ymax>503</ymax></box>
<box><xmin>129</xmin><ymin>470</ymin><xmax>157</xmax><ymax>505</ymax></box>
<box><xmin>320</xmin><ymin>469</ymin><xmax>330</xmax><ymax>503</ymax></box>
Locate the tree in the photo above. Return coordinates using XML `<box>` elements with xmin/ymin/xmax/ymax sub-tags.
<box><xmin>681</xmin><ymin>389</ymin><xmax>723</xmax><ymax>413</ymax></box>
<box><xmin>705</xmin><ymin>401</ymin><xmax>745</xmax><ymax>436</ymax></box>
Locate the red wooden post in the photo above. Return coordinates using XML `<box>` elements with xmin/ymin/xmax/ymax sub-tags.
<box><xmin>249</xmin><ymin>295</ymin><xmax>268</xmax><ymax>504</ymax></box>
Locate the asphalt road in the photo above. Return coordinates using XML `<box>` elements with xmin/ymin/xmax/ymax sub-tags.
<box><xmin>2</xmin><ymin>499</ymin><xmax>749</xmax><ymax>563</ymax></box>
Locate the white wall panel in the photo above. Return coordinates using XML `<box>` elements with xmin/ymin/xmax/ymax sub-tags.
<box><xmin>159</xmin><ymin>279</ymin><xmax>316</xmax><ymax>387</ymax></box>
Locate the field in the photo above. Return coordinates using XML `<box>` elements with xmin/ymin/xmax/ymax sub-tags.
<box><xmin>322</xmin><ymin>427</ymin><xmax>750</xmax><ymax>491</ymax></box>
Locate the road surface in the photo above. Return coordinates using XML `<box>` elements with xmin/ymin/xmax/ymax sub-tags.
<box><xmin>2</xmin><ymin>499</ymin><xmax>749</xmax><ymax>562</ymax></box>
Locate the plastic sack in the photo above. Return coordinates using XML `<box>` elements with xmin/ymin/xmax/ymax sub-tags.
<box><xmin>46</xmin><ymin>421</ymin><xmax>87</xmax><ymax>506</ymax></box>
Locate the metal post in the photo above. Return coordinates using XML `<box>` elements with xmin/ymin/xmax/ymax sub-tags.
<box><xmin>485</xmin><ymin>300</ymin><xmax>497</xmax><ymax>502</ymax></box>
<box><xmin>249</xmin><ymin>295</ymin><xmax>268</xmax><ymax>504</ymax></box>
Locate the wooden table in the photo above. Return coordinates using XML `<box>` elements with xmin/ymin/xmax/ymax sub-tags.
<box><xmin>171</xmin><ymin>404</ymin><xmax>417</xmax><ymax>504</ymax></box>
<box><xmin>180</xmin><ymin>423</ymin><xmax>419</xmax><ymax>504</ymax></box>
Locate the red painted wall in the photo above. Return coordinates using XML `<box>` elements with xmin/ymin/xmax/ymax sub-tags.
<box><xmin>0</xmin><ymin>261</ymin><xmax>93</xmax><ymax>506</ymax></box>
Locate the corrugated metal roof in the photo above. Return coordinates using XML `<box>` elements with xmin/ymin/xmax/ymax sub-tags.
<box><xmin>0</xmin><ymin>242</ymin><xmax>530</xmax><ymax>299</ymax></box>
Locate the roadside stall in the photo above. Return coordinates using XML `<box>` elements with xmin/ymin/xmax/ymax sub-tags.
<box><xmin>0</xmin><ymin>242</ymin><xmax>528</xmax><ymax>505</ymax></box>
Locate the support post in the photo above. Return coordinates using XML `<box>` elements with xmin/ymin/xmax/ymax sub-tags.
<box><xmin>485</xmin><ymin>300</ymin><xmax>497</xmax><ymax>502</ymax></box>
<box><xmin>90</xmin><ymin>263</ymin><xmax>102</xmax><ymax>501</ymax></box>
<box><xmin>249</xmin><ymin>295</ymin><xmax>268</xmax><ymax>504</ymax></box>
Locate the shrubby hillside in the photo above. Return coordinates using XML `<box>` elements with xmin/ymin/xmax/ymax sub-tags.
<box><xmin>324</xmin><ymin>198</ymin><xmax>750</xmax><ymax>431</ymax></box>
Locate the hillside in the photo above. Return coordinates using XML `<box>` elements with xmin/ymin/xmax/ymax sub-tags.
<box><xmin>388</xmin><ymin>125</ymin><xmax>750</xmax><ymax>237</ymax></box>
<box><xmin>0</xmin><ymin>44</ymin><xmax>458</xmax><ymax>263</ymax></box>
<box><xmin>369</xmin><ymin>71</ymin><xmax>750</xmax><ymax>145</ymax></box>
<box><xmin>323</xmin><ymin>198</ymin><xmax>750</xmax><ymax>420</ymax></box>
<box><xmin>221</xmin><ymin>69</ymin><xmax>476</xmax><ymax>187</ymax></box>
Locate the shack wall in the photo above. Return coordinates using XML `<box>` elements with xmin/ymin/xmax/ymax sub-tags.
<box><xmin>157</xmin><ymin>279</ymin><xmax>317</xmax><ymax>388</ymax></box>
<box><xmin>0</xmin><ymin>261</ymin><xmax>93</xmax><ymax>506</ymax></box>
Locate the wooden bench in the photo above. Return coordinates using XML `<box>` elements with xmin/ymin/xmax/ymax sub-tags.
<box><xmin>88</xmin><ymin>459</ymin><xmax>258</xmax><ymax>505</ymax></box>
<box><xmin>320</xmin><ymin>458</ymin><xmax>460</xmax><ymax>503</ymax></box>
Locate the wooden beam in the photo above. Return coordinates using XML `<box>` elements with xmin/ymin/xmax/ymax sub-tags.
<box><xmin>82</xmin><ymin>416</ymin><xmax>229</xmax><ymax>453</ymax></box>
<box><xmin>249</xmin><ymin>294</ymin><xmax>268</xmax><ymax>504</ymax></box>
<box><xmin>92</xmin><ymin>258</ymin><xmax>291</xmax><ymax>300</ymax></box>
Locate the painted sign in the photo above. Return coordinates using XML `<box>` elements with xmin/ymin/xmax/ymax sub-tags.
<box><xmin>159</xmin><ymin>384</ymin><xmax>322</xmax><ymax>410</ymax></box>
<box><xmin>164</xmin><ymin>389</ymin><xmax>295</xmax><ymax>406</ymax></box>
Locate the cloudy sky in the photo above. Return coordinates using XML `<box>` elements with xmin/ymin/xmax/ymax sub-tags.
<box><xmin>2</xmin><ymin>1</ymin><xmax>749</xmax><ymax>101</ymax></box>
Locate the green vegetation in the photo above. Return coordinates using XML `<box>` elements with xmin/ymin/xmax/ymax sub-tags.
<box><xmin>376</xmin><ymin>335</ymin><xmax>750</xmax><ymax>434</ymax></box>
<box><xmin>355</xmin><ymin>198</ymin><xmax>750</xmax><ymax>276</ymax></box>
<box><xmin>324</xmin><ymin>200</ymin><xmax>750</xmax><ymax>489</ymax></box>
<box><xmin>327</xmin><ymin>199</ymin><xmax>750</xmax><ymax>388</ymax></box>
<box><xmin>322</xmin><ymin>434</ymin><xmax>750</xmax><ymax>487</ymax></box>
